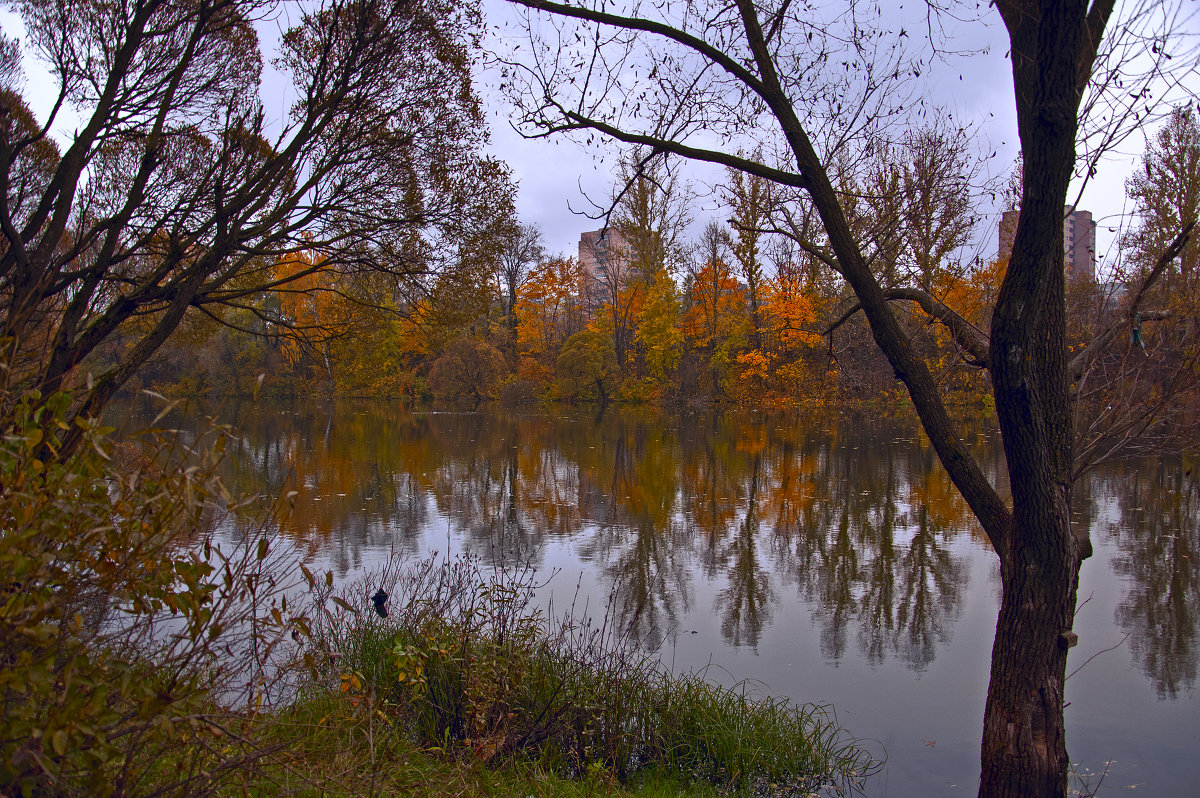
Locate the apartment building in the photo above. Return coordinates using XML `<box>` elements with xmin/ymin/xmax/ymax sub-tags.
<box><xmin>998</xmin><ymin>207</ymin><xmax>1096</xmax><ymax>281</ymax></box>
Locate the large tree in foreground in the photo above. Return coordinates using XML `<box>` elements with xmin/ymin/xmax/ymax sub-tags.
<box><xmin>500</xmin><ymin>0</ymin><xmax>1198</xmax><ymax>795</ymax></box>
<box><xmin>0</xmin><ymin>0</ymin><xmax>510</xmax><ymax>449</ymax></box>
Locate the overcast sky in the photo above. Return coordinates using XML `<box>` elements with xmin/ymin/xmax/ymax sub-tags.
<box><xmin>481</xmin><ymin>1</ymin><xmax>1200</xmax><ymax>273</ymax></box>
<box><xmin>4</xmin><ymin>1</ymin><xmax>1196</xmax><ymax>273</ymax></box>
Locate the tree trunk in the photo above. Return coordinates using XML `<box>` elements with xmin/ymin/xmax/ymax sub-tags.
<box><xmin>980</xmin><ymin>516</ymin><xmax>1081</xmax><ymax>796</ymax></box>
<box><xmin>980</xmin><ymin>2</ymin><xmax>1109</xmax><ymax>792</ymax></box>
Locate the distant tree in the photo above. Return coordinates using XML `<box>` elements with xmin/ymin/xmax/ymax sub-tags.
<box><xmin>614</xmin><ymin>149</ymin><xmax>693</xmax><ymax>280</ymax></box>
<box><xmin>429</xmin><ymin>338</ymin><xmax>506</xmax><ymax>407</ymax></box>
<box><xmin>634</xmin><ymin>271</ymin><xmax>684</xmax><ymax>385</ymax></box>
<box><xmin>556</xmin><ymin>329</ymin><xmax>617</xmax><ymax>404</ymax></box>
<box><xmin>893</xmin><ymin>125</ymin><xmax>980</xmax><ymax>290</ymax></box>
<box><xmin>683</xmin><ymin>222</ymin><xmax>746</xmax><ymax>395</ymax></box>
<box><xmin>724</xmin><ymin>161</ymin><xmax>770</xmax><ymax>350</ymax></box>
<box><xmin>1124</xmin><ymin>106</ymin><xmax>1200</xmax><ymax>281</ymax></box>
<box><xmin>515</xmin><ymin>256</ymin><xmax>583</xmax><ymax>379</ymax></box>
<box><xmin>497</xmin><ymin>222</ymin><xmax>546</xmax><ymax>357</ymax></box>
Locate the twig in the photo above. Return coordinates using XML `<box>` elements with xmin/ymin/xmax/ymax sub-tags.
<box><xmin>1066</xmin><ymin>633</ymin><xmax>1130</xmax><ymax>681</ymax></box>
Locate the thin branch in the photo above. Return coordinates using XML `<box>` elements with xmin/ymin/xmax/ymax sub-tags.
<box><xmin>1069</xmin><ymin>220</ymin><xmax>1194</xmax><ymax>381</ymax></box>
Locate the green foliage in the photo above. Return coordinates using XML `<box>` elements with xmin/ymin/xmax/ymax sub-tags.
<box><xmin>0</xmin><ymin>388</ymin><xmax>304</xmax><ymax>796</ymax></box>
<box><xmin>556</xmin><ymin>331</ymin><xmax>618</xmax><ymax>402</ymax></box>
<box><xmin>635</xmin><ymin>273</ymin><xmax>684</xmax><ymax>384</ymax></box>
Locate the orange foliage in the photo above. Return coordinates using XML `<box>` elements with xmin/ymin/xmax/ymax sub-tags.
<box><xmin>683</xmin><ymin>258</ymin><xmax>745</xmax><ymax>348</ymax></box>
<box><xmin>515</xmin><ymin>257</ymin><xmax>581</xmax><ymax>371</ymax></box>
<box><xmin>273</xmin><ymin>250</ymin><xmax>356</xmax><ymax>368</ymax></box>
<box><xmin>762</xmin><ymin>274</ymin><xmax>822</xmax><ymax>354</ymax></box>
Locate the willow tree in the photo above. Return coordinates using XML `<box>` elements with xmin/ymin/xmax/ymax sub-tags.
<box><xmin>500</xmin><ymin>0</ymin><xmax>1197</xmax><ymax>794</ymax></box>
<box><xmin>0</xmin><ymin>0</ymin><xmax>511</xmax><ymax>450</ymax></box>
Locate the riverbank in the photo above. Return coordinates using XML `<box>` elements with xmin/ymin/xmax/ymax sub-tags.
<box><xmin>228</xmin><ymin>554</ymin><xmax>875</xmax><ymax>797</ymax></box>
<box><xmin>0</xmin><ymin>395</ymin><xmax>873</xmax><ymax>795</ymax></box>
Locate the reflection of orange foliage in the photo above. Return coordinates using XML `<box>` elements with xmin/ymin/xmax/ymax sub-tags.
<box><xmin>733</xmin><ymin>421</ymin><xmax>767</xmax><ymax>456</ymax></box>
<box><xmin>759</xmin><ymin>449</ymin><xmax>819</xmax><ymax>531</ymax></box>
<box><xmin>908</xmin><ymin>470</ymin><xmax>972</xmax><ymax>533</ymax></box>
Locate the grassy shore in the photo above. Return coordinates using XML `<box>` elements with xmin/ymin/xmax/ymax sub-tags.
<box><xmin>209</xmin><ymin>555</ymin><xmax>877</xmax><ymax>797</ymax></box>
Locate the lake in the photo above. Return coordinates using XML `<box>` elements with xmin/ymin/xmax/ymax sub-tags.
<box><xmin>132</xmin><ymin>399</ymin><xmax>1199</xmax><ymax>796</ymax></box>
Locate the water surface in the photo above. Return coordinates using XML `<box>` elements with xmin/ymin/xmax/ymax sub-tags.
<box><xmin>137</xmin><ymin>399</ymin><xmax>1199</xmax><ymax>796</ymax></box>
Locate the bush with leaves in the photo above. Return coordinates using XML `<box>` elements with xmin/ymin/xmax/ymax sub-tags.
<box><xmin>0</xmin><ymin>386</ymin><xmax>307</xmax><ymax>796</ymax></box>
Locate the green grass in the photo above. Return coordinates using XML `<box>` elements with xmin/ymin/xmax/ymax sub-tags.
<box><xmin>270</xmin><ymin>555</ymin><xmax>878</xmax><ymax>797</ymax></box>
<box><xmin>231</xmin><ymin>690</ymin><xmax>724</xmax><ymax>797</ymax></box>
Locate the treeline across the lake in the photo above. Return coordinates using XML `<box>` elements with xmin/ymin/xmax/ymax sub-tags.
<box><xmin>126</xmin><ymin>110</ymin><xmax>1200</xmax><ymax>425</ymax></box>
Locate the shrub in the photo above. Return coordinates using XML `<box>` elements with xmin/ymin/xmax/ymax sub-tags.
<box><xmin>0</xmin><ymin>389</ymin><xmax>306</xmax><ymax>796</ymax></box>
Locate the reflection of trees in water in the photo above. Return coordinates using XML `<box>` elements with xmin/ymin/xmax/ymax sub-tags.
<box><xmin>583</xmin><ymin>519</ymin><xmax>693</xmax><ymax>650</ymax></box>
<box><xmin>427</xmin><ymin>415</ymin><xmax>546</xmax><ymax>569</ymax></box>
<box><xmin>576</xmin><ymin>416</ymin><xmax>692</xmax><ymax>649</ymax></box>
<box><xmin>714</xmin><ymin>456</ymin><xmax>774</xmax><ymax>650</ymax></box>
<box><xmin>190</xmin><ymin>401</ymin><xmax>1196</xmax><ymax>687</ymax></box>
<box><xmin>679</xmin><ymin>412</ymin><xmax>746</xmax><ymax>579</ymax></box>
<box><xmin>217</xmin><ymin>403</ymin><xmax>435</xmax><ymax>568</ymax></box>
<box><xmin>1101</xmin><ymin>460</ymin><xmax>1199</xmax><ymax>698</ymax></box>
<box><xmin>893</xmin><ymin>505</ymin><xmax>967</xmax><ymax>670</ymax></box>
<box><xmin>769</xmin><ymin>419</ymin><xmax>969</xmax><ymax>671</ymax></box>
<box><xmin>207</xmin><ymin>402</ymin><xmax>988</xmax><ymax>669</ymax></box>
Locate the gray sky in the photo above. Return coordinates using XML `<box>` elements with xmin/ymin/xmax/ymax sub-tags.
<box><xmin>4</xmin><ymin>1</ymin><xmax>1196</xmax><ymax>272</ymax></box>
<box><xmin>482</xmin><ymin>0</ymin><xmax>1199</xmax><ymax>273</ymax></box>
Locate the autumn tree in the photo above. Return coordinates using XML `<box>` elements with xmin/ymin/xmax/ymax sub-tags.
<box><xmin>582</xmin><ymin>227</ymin><xmax>640</xmax><ymax>370</ymax></box>
<box><xmin>682</xmin><ymin>221</ymin><xmax>746</xmax><ymax>396</ymax></box>
<box><xmin>1124</xmin><ymin>106</ymin><xmax>1200</xmax><ymax>282</ymax></box>
<box><xmin>591</xmin><ymin>149</ymin><xmax>692</xmax><ymax>370</ymax></box>
<box><xmin>614</xmin><ymin>150</ymin><xmax>692</xmax><ymax>280</ymax></box>
<box><xmin>724</xmin><ymin>162</ymin><xmax>770</xmax><ymax>350</ymax></box>
<box><xmin>1070</xmin><ymin>105</ymin><xmax>1200</xmax><ymax>472</ymax></box>
<box><xmin>502</xmin><ymin>0</ymin><xmax>1199</xmax><ymax>794</ymax></box>
<box><xmin>0</xmin><ymin>0</ymin><xmax>509</xmax><ymax>452</ymax></box>
<box><xmin>887</xmin><ymin>124</ymin><xmax>982</xmax><ymax>291</ymax></box>
<box><xmin>556</xmin><ymin>329</ymin><xmax>617</xmax><ymax>403</ymax></box>
<box><xmin>515</xmin><ymin>255</ymin><xmax>583</xmax><ymax>380</ymax></box>
<box><xmin>634</xmin><ymin>270</ymin><xmax>684</xmax><ymax>387</ymax></box>
<box><xmin>497</xmin><ymin>222</ymin><xmax>546</xmax><ymax>359</ymax></box>
<box><xmin>428</xmin><ymin>337</ymin><xmax>506</xmax><ymax>407</ymax></box>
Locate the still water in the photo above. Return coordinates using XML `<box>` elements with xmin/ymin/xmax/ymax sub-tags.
<box><xmin>138</xmin><ymin>399</ymin><xmax>1199</xmax><ymax>796</ymax></box>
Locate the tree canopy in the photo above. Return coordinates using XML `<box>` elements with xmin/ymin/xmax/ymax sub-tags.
<box><xmin>0</xmin><ymin>0</ymin><xmax>512</xmax><ymax>450</ymax></box>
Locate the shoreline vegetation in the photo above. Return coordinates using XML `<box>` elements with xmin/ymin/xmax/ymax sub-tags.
<box><xmin>0</xmin><ymin>395</ymin><xmax>876</xmax><ymax>796</ymax></box>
